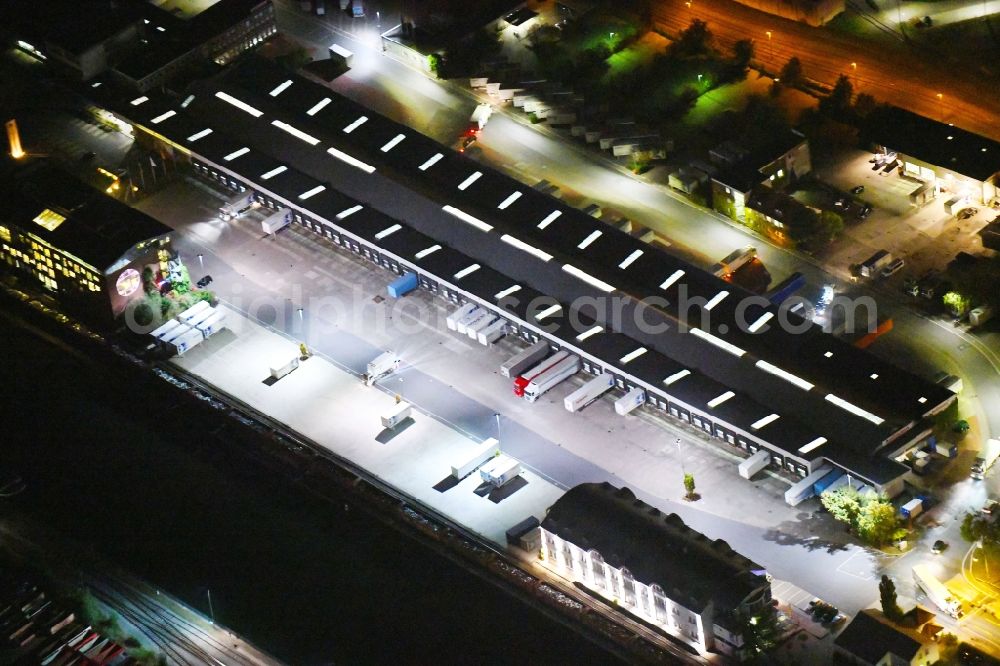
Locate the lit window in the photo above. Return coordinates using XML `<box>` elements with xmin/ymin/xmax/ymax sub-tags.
<box><xmin>33</xmin><ymin>209</ymin><xmax>67</xmax><ymax>231</ymax></box>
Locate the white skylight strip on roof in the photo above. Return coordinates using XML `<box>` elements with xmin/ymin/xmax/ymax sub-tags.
<box><xmin>215</xmin><ymin>91</ymin><xmax>263</xmax><ymax>117</ymax></box>
<box><xmin>375</xmin><ymin>224</ymin><xmax>402</xmax><ymax>239</ymax></box>
<box><xmin>619</xmin><ymin>250</ymin><xmax>643</xmax><ymax>270</ymax></box>
<box><xmin>577</xmin><ymin>230</ymin><xmax>602</xmax><ymax>250</ymax></box>
<box><xmin>620</xmin><ymin>347</ymin><xmax>647</xmax><ymax>364</ymax></box>
<box><xmin>91</xmin><ymin>82</ymin><xmax>102</xmax><ymax>88</ymax></box>
<box><xmin>498</xmin><ymin>192</ymin><xmax>523</xmax><ymax>210</ymax></box>
<box><xmin>326</xmin><ymin>147</ymin><xmax>376</xmax><ymax>173</ymax></box>
<box><xmin>224</xmin><ymin>147</ymin><xmax>250</xmax><ymax>161</ymax></box>
<box><xmin>704</xmin><ymin>291</ymin><xmax>729</xmax><ymax>312</ymax></box>
<box><xmin>307</xmin><ymin>98</ymin><xmax>332</xmax><ymax>116</ymax></box>
<box><xmin>260</xmin><ymin>165</ymin><xmax>287</xmax><ymax>180</ymax></box>
<box><xmin>664</xmin><ymin>369</ymin><xmax>691</xmax><ymax>385</ymax></box>
<box><xmin>131</xmin><ymin>96</ymin><xmax>149</xmax><ymax>106</ymax></box>
<box><xmin>298</xmin><ymin>185</ymin><xmax>326</xmax><ymax>200</ymax></box>
<box><xmin>751</xmin><ymin>413</ymin><xmax>780</xmax><ymax>430</ymax></box>
<box><xmin>342</xmin><ymin>116</ymin><xmax>368</xmax><ymax>133</ymax></box>
<box><xmin>690</xmin><ymin>328</ymin><xmax>746</xmax><ymax>358</ymax></box>
<box><xmin>454</xmin><ymin>264</ymin><xmax>480</xmax><ymax>280</ymax></box>
<box><xmin>576</xmin><ymin>325</ymin><xmax>603</xmax><ymax>341</ymax></box>
<box><xmin>747</xmin><ymin>312</ymin><xmax>775</xmax><ymax>333</ymax></box>
<box><xmin>381</xmin><ymin>134</ymin><xmax>406</xmax><ymax>152</ymax></box>
<box><xmin>495</xmin><ymin>285</ymin><xmax>521</xmax><ymax>300</ymax></box>
<box><xmin>537</xmin><ymin>210</ymin><xmax>562</xmax><ymax>229</ymax></box>
<box><xmin>150</xmin><ymin>110</ymin><xmax>176</xmax><ymax>124</ymax></box>
<box><xmin>798</xmin><ymin>437</ymin><xmax>828</xmax><ymax>455</ymax></box>
<box><xmin>415</xmin><ymin>245</ymin><xmax>441</xmax><ymax>259</ymax></box>
<box><xmin>419</xmin><ymin>153</ymin><xmax>444</xmax><ymax>171</ymax></box>
<box><xmin>755</xmin><ymin>360</ymin><xmax>815</xmax><ymax>391</ymax></box>
<box><xmin>707</xmin><ymin>391</ymin><xmax>735</xmax><ymax>408</ymax></box>
<box><xmin>156</xmin><ymin>25</ymin><xmax>166</xmax><ymax>32</ymax></box>
<box><xmin>457</xmin><ymin>171</ymin><xmax>483</xmax><ymax>191</ymax></box>
<box><xmin>501</xmin><ymin>234</ymin><xmax>553</xmax><ymax>262</ymax></box>
<box><xmin>336</xmin><ymin>205</ymin><xmax>363</xmax><ymax>219</ymax></box>
<box><xmin>272</xmin><ymin>120</ymin><xmax>320</xmax><ymax>146</ymax></box>
<box><xmin>535</xmin><ymin>304</ymin><xmax>562</xmax><ymax>320</ymax></box>
<box><xmin>825</xmin><ymin>394</ymin><xmax>884</xmax><ymax>425</ymax></box>
<box><xmin>660</xmin><ymin>269</ymin><xmax>685</xmax><ymax>290</ymax></box>
<box><xmin>187</xmin><ymin>128</ymin><xmax>213</xmax><ymax>142</ymax></box>
<box><xmin>562</xmin><ymin>264</ymin><xmax>615</xmax><ymax>293</ymax></box>
<box><xmin>443</xmin><ymin>205</ymin><xmax>493</xmax><ymax>232</ymax></box>
<box><xmin>269</xmin><ymin>79</ymin><xmax>293</xmax><ymax>97</ymax></box>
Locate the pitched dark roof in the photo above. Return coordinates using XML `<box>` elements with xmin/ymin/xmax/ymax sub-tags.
<box><xmin>834</xmin><ymin>610</ymin><xmax>922</xmax><ymax>663</ymax></box>
<box><xmin>541</xmin><ymin>482</ymin><xmax>769</xmax><ymax>614</ymax></box>
<box><xmin>862</xmin><ymin>106</ymin><xmax>1000</xmax><ymax>182</ymax></box>
<box><xmin>0</xmin><ymin>160</ymin><xmax>171</xmax><ymax>271</ymax></box>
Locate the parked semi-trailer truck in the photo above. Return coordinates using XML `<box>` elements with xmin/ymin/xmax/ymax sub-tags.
<box><xmin>971</xmin><ymin>438</ymin><xmax>1000</xmax><ymax>480</ymax></box>
<box><xmin>454</xmin><ymin>307</ymin><xmax>485</xmax><ymax>336</ymax></box>
<box><xmin>524</xmin><ymin>354</ymin><xmax>580</xmax><ymax>403</ymax></box>
<box><xmin>514</xmin><ymin>351</ymin><xmax>569</xmax><ymax>397</ymax></box>
<box><xmin>366</xmin><ymin>351</ymin><xmax>400</xmax><ymax>386</ymax></box>
<box><xmin>219</xmin><ymin>190</ymin><xmax>256</xmax><ymax>221</ymax></box>
<box><xmin>466</xmin><ymin>313</ymin><xmax>496</xmax><ymax>340</ymax></box>
<box><xmin>615</xmin><ymin>387</ymin><xmax>645</xmax><ymax>415</ymax></box>
<box><xmin>446</xmin><ymin>303</ymin><xmax>478</xmax><ymax>331</ymax></box>
<box><xmin>913</xmin><ymin>564</ymin><xmax>962</xmax><ymax>618</ymax></box>
<box><xmin>501</xmin><ymin>341</ymin><xmax>550</xmax><ymax>379</ymax></box>
<box><xmin>563</xmin><ymin>373</ymin><xmax>614</xmax><ymax>412</ymax></box>
<box><xmin>477</xmin><ymin>318</ymin><xmax>506</xmax><ymax>345</ymax></box>
<box><xmin>261</xmin><ymin>207</ymin><xmax>292</xmax><ymax>234</ymax></box>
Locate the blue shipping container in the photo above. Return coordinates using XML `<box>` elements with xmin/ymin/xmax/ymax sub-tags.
<box><xmin>767</xmin><ymin>272</ymin><xmax>806</xmax><ymax>305</ymax></box>
<box><xmin>387</xmin><ymin>272</ymin><xmax>418</xmax><ymax>298</ymax></box>
<box><xmin>812</xmin><ymin>470</ymin><xmax>843</xmax><ymax>496</ymax></box>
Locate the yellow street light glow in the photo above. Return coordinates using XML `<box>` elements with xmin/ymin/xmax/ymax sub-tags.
<box><xmin>307</xmin><ymin>98</ymin><xmax>332</xmax><ymax>116</ymax></box>
<box><xmin>453</xmin><ymin>263</ymin><xmax>480</xmax><ymax>280</ymax></box>
<box><xmin>419</xmin><ymin>153</ymin><xmax>444</xmax><ymax>170</ymax></box>
<box><xmin>6</xmin><ymin>120</ymin><xmax>25</xmax><ymax>159</ymax></box>
<box><xmin>272</xmin><ymin>120</ymin><xmax>320</xmax><ymax>145</ymax></box>
<box><xmin>442</xmin><ymin>205</ymin><xmax>493</xmax><ymax>232</ymax></box>
<box><xmin>537</xmin><ymin>210</ymin><xmax>562</xmax><ymax>229</ymax></box>
<box><xmin>326</xmin><ymin>146</ymin><xmax>376</xmax><ymax>173</ymax></box>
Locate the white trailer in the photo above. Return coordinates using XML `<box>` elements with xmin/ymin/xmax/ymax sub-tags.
<box><xmin>469</xmin><ymin>103</ymin><xmax>492</xmax><ymax>130</ymax></box>
<box><xmin>366</xmin><ymin>351</ymin><xmax>400</xmax><ymax>385</ymax></box>
<box><xmin>739</xmin><ymin>449</ymin><xmax>771</xmax><ymax>479</ymax></box>
<box><xmin>450</xmin><ymin>437</ymin><xmax>501</xmax><ymax>479</ymax></box>
<box><xmin>177</xmin><ymin>300</ymin><xmax>211</xmax><ymax>325</ymax></box>
<box><xmin>480</xmin><ymin>454</ymin><xmax>521</xmax><ymax>487</ymax></box>
<box><xmin>380</xmin><ymin>401</ymin><xmax>411</xmax><ymax>429</ymax></box>
<box><xmin>262</xmin><ymin>207</ymin><xmax>292</xmax><ymax>234</ymax></box>
<box><xmin>524</xmin><ymin>355</ymin><xmax>580</xmax><ymax>403</ymax></box>
<box><xmin>195</xmin><ymin>310</ymin><xmax>227</xmax><ymax>338</ymax></box>
<box><xmin>329</xmin><ymin>43</ymin><xmax>354</xmax><ymax>68</ymax></box>
<box><xmin>500</xmin><ymin>340</ymin><xmax>549</xmax><ymax>378</ymax></box>
<box><xmin>971</xmin><ymin>438</ymin><xmax>1000</xmax><ymax>480</ymax></box>
<box><xmin>563</xmin><ymin>373</ymin><xmax>614</xmax><ymax>412</ymax></box>
<box><xmin>900</xmin><ymin>498</ymin><xmax>923</xmax><ymax>519</ymax></box>
<box><xmin>185</xmin><ymin>306</ymin><xmax>216</xmax><ymax>329</ymax></box>
<box><xmin>970</xmin><ymin>305</ymin><xmax>994</xmax><ymax>328</ymax></box>
<box><xmin>151</xmin><ymin>319</ymin><xmax>183</xmax><ymax>345</ymax></box>
<box><xmin>477</xmin><ymin>318</ymin><xmax>506</xmax><ymax>345</ymax></box>
<box><xmin>783</xmin><ymin>465</ymin><xmax>833</xmax><ymax>506</ymax></box>
<box><xmin>446</xmin><ymin>303</ymin><xmax>478</xmax><ymax>331</ymax></box>
<box><xmin>167</xmin><ymin>326</ymin><xmax>204</xmax><ymax>356</ymax></box>
<box><xmin>454</xmin><ymin>307</ymin><xmax>484</xmax><ymax>335</ymax></box>
<box><xmin>913</xmin><ymin>564</ymin><xmax>962</xmax><ymax>618</ymax></box>
<box><xmin>270</xmin><ymin>354</ymin><xmax>300</xmax><ymax>380</ymax></box>
<box><xmin>219</xmin><ymin>190</ymin><xmax>255</xmax><ymax>221</ymax></box>
<box><xmin>467</xmin><ymin>314</ymin><xmax>496</xmax><ymax>340</ymax></box>
<box><xmin>614</xmin><ymin>387</ymin><xmax>645</xmax><ymax>415</ymax></box>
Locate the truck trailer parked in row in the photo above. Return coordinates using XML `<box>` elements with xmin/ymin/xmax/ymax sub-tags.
<box><xmin>219</xmin><ymin>190</ymin><xmax>256</xmax><ymax>221</ymax></box>
<box><xmin>451</xmin><ymin>438</ymin><xmax>501</xmax><ymax>480</ymax></box>
<box><xmin>739</xmin><ymin>449</ymin><xmax>771</xmax><ymax>480</ymax></box>
<box><xmin>614</xmin><ymin>387</ymin><xmax>645</xmax><ymax>415</ymax></box>
<box><xmin>380</xmin><ymin>401</ymin><xmax>411</xmax><ymax>429</ymax></box>
<box><xmin>446</xmin><ymin>303</ymin><xmax>478</xmax><ymax>331</ymax></box>
<box><xmin>480</xmin><ymin>454</ymin><xmax>521</xmax><ymax>487</ymax></box>
<box><xmin>500</xmin><ymin>341</ymin><xmax>550</xmax><ymax>378</ymax></box>
<box><xmin>524</xmin><ymin>354</ymin><xmax>580</xmax><ymax>403</ymax></box>
<box><xmin>477</xmin><ymin>318</ymin><xmax>507</xmax><ymax>345</ymax></box>
<box><xmin>563</xmin><ymin>373</ymin><xmax>614</xmax><ymax>412</ymax></box>
<box><xmin>387</xmin><ymin>272</ymin><xmax>418</xmax><ymax>298</ymax></box>
<box><xmin>971</xmin><ymin>438</ymin><xmax>1000</xmax><ymax>480</ymax></box>
<box><xmin>262</xmin><ymin>207</ymin><xmax>292</xmax><ymax>235</ymax></box>
<box><xmin>514</xmin><ymin>351</ymin><xmax>569</xmax><ymax>397</ymax></box>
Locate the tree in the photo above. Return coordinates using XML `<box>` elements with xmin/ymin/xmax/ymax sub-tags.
<box><xmin>857</xmin><ymin>498</ymin><xmax>900</xmax><ymax>546</ymax></box>
<box><xmin>669</xmin><ymin>19</ymin><xmax>713</xmax><ymax>59</ymax></box>
<box><xmin>853</xmin><ymin>93</ymin><xmax>878</xmax><ymax>118</ymax></box>
<box><xmin>820</xmin><ymin>486</ymin><xmax>861</xmax><ymax>525</ymax></box>
<box><xmin>731</xmin><ymin>39</ymin><xmax>755</xmax><ymax>69</ymax></box>
<box><xmin>683</xmin><ymin>473</ymin><xmax>696</xmax><ymax>500</ymax></box>
<box><xmin>820</xmin><ymin>75</ymin><xmax>854</xmax><ymax>118</ymax></box>
<box><xmin>879</xmin><ymin>575</ymin><xmax>903</xmax><ymax>621</ymax></box>
<box><xmin>779</xmin><ymin>56</ymin><xmax>803</xmax><ymax>88</ymax></box>
<box><xmin>739</xmin><ymin>607</ymin><xmax>780</xmax><ymax>659</ymax></box>
<box><xmin>819</xmin><ymin>210</ymin><xmax>844</xmax><ymax>241</ymax></box>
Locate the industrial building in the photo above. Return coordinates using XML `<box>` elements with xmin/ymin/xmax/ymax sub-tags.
<box><xmin>862</xmin><ymin>105</ymin><xmax>1000</xmax><ymax>206</ymax></box>
<box><xmin>0</xmin><ymin>160</ymin><xmax>173</xmax><ymax>321</ymax></box>
<box><xmin>84</xmin><ymin>56</ymin><xmax>955</xmax><ymax>500</ymax></box>
<box><xmin>538</xmin><ymin>482</ymin><xmax>772</xmax><ymax>655</ymax></box>
<box><xmin>833</xmin><ymin>609</ymin><xmax>940</xmax><ymax>665</ymax></box>
<box><xmin>1</xmin><ymin>0</ymin><xmax>275</xmax><ymax>90</ymax></box>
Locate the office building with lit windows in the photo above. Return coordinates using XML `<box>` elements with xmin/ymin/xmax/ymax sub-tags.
<box><xmin>538</xmin><ymin>483</ymin><xmax>772</xmax><ymax>656</ymax></box>
<box><xmin>0</xmin><ymin>160</ymin><xmax>173</xmax><ymax>321</ymax></box>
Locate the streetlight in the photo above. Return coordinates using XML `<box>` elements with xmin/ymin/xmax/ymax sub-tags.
<box><xmin>206</xmin><ymin>588</ymin><xmax>215</xmax><ymax>624</ymax></box>
<box><xmin>765</xmin><ymin>31</ymin><xmax>772</xmax><ymax>66</ymax></box>
<box><xmin>936</xmin><ymin>92</ymin><xmax>944</xmax><ymax>121</ymax></box>
<box><xmin>494</xmin><ymin>413</ymin><xmax>501</xmax><ymax>445</ymax></box>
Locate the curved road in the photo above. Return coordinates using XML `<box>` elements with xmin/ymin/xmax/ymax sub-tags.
<box><xmin>653</xmin><ymin>0</ymin><xmax>1000</xmax><ymax>139</ymax></box>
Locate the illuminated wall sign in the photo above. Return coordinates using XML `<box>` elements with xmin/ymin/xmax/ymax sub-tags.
<box><xmin>115</xmin><ymin>268</ymin><xmax>141</xmax><ymax>296</ymax></box>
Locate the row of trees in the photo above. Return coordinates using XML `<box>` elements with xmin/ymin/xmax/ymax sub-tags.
<box><xmin>820</xmin><ymin>486</ymin><xmax>905</xmax><ymax>546</ymax></box>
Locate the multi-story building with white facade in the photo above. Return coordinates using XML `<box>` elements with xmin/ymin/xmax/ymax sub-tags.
<box><xmin>537</xmin><ymin>482</ymin><xmax>773</xmax><ymax>656</ymax></box>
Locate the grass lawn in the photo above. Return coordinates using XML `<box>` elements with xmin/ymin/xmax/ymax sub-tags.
<box><xmin>603</xmin><ymin>32</ymin><xmax>669</xmax><ymax>82</ymax></box>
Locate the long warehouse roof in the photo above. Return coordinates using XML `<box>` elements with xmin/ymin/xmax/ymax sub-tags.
<box><xmin>88</xmin><ymin>59</ymin><xmax>953</xmax><ymax>483</ymax></box>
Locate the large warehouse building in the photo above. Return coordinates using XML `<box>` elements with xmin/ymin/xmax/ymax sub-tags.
<box><xmin>85</xmin><ymin>57</ymin><xmax>955</xmax><ymax>500</ymax></box>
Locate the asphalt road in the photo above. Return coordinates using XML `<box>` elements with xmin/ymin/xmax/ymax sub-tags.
<box><xmin>653</xmin><ymin>0</ymin><xmax>1000</xmax><ymax>140</ymax></box>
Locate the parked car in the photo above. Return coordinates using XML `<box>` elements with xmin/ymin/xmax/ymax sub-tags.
<box><xmin>932</xmin><ymin>539</ymin><xmax>948</xmax><ymax>554</ymax></box>
<box><xmin>982</xmin><ymin>499</ymin><xmax>998</xmax><ymax>516</ymax></box>
<box><xmin>958</xmin><ymin>208</ymin><xmax>978</xmax><ymax>220</ymax></box>
<box><xmin>903</xmin><ymin>278</ymin><xmax>920</xmax><ymax>296</ymax></box>
<box><xmin>859</xmin><ymin>204</ymin><xmax>874</xmax><ymax>219</ymax></box>
<box><xmin>196</xmin><ymin>275</ymin><xmax>213</xmax><ymax>288</ymax></box>
<box><xmin>880</xmin><ymin>258</ymin><xmax>905</xmax><ymax>278</ymax></box>
<box><xmin>851</xmin><ymin>185</ymin><xmax>865</xmax><ymax>194</ymax></box>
